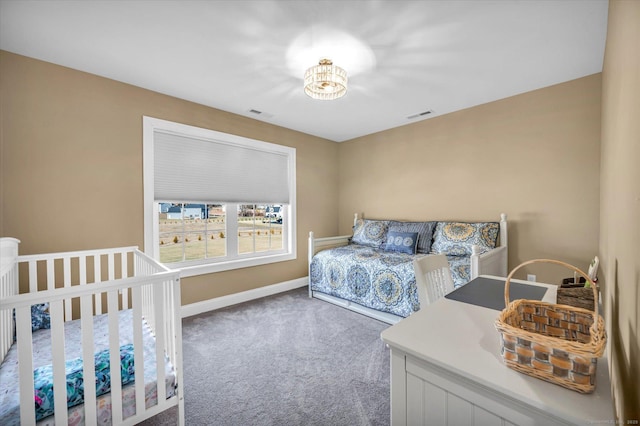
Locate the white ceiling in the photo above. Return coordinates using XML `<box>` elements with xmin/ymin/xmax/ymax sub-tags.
<box><xmin>0</xmin><ymin>0</ymin><xmax>609</xmax><ymax>142</ymax></box>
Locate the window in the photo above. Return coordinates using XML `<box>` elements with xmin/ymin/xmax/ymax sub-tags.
<box><xmin>158</xmin><ymin>203</ymin><xmax>227</xmax><ymax>263</ymax></box>
<box><xmin>236</xmin><ymin>204</ymin><xmax>283</xmax><ymax>254</ymax></box>
<box><xmin>143</xmin><ymin>117</ymin><xmax>296</xmax><ymax>277</ymax></box>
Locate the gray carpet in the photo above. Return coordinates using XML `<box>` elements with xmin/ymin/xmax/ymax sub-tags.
<box><xmin>141</xmin><ymin>287</ymin><xmax>391</xmax><ymax>426</ymax></box>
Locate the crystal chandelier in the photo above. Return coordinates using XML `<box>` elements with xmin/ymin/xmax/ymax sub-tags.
<box><xmin>303</xmin><ymin>58</ymin><xmax>348</xmax><ymax>100</ymax></box>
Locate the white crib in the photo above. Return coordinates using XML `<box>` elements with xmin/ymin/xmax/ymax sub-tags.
<box><xmin>0</xmin><ymin>238</ymin><xmax>184</xmax><ymax>425</ymax></box>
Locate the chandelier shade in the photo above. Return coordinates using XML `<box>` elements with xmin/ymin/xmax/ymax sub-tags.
<box><xmin>304</xmin><ymin>58</ymin><xmax>348</xmax><ymax>100</ymax></box>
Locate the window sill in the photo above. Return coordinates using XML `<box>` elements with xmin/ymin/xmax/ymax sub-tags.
<box><xmin>167</xmin><ymin>252</ymin><xmax>297</xmax><ymax>278</ymax></box>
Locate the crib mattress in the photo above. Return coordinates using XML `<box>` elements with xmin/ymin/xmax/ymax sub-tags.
<box><xmin>0</xmin><ymin>309</ymin><xmax>176</xmax><ymax>425</ymax></box>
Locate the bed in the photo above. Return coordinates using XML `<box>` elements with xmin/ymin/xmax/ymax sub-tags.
<box><xmin>0</xmin><ymin>238</ymin><xmax>184</xmax><ymax>425</ymax></box>
<box><xmin>308</xmin><ymin>214</ymin><xmax>508</xmax><ymax>324</ymax></box>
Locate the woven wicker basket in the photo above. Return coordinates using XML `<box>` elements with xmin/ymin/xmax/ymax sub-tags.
<box><xmin>494</xmin><ymin>259</ymin><xmax>606</xmax><ymax>393</ymax></box>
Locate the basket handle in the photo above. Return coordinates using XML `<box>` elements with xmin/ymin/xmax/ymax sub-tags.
<box><xmin>504</xmin><ymin>259</ymin><xmax>598</xmax><ymax>318</ymax></box>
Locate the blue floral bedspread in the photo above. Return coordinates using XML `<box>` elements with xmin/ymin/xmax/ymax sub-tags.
<box><xmin>310</xmin><ymin>244</ymin><xmax>472</xmax><ymax>318</ymax></box>
<box><xmin>310</xmin><ymin>244</ymin><xmax>425</xmax><ymax>318</ymax></box>
<box><xmin>447</xmin><ymin>255</ymin><xmax>472</xmax><ymax>289</ymax></box>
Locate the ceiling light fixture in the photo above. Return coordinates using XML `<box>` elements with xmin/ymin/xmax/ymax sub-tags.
<box><xmin>304</xmin><ymin>58</ymin><xmax>348</xmax><ymax>100</ymax></box>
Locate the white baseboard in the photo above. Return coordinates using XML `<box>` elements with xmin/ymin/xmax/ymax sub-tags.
<box><xmin>181</xmin><ymin>276</ymin><xmax>308</xmax><ymax>318</ymax></box>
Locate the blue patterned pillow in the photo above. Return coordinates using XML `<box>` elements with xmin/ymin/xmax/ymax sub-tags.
<box><xmin>31</xmin><ymin>303</ymin><xmax>50</xmax><ymax>331</ymax></box>
<box><xmin>384</xmin><ymin>231</ymin><xmax>419</xmax><ymax>255</ymax></box>
<box><xmin>388</xmin><ymin>221</ymin><xmax>436</xmax><ymax>254</ymax></box>
<box><xmin>431</xmin><ymin>222</ymin><xmax>500</xmax><ymax>256</ymax></box>
<box><xmin>34</xmin><ymin>343</ymin><xmax>135</xmax><ymax>421</ymax></box>
<box><xmin>352</xmin><ymin>219</ymin><xmax>389</xmax><ymax>248</ymax></box>
<box><xmin>12</xmin><ymin>303</ymin><xmax>51</xmax><ymax>342</ymax></box>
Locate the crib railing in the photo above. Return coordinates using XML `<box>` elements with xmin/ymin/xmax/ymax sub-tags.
<box><xmin>15</xmin><ymin>245</ymin><xmax>145</xmax><ymax>319</ymax></box>
<box><xmin>0</xmin><ymin>237</ymin><xmax>20</xmax><ymax>361</ymax></box>
<box><xmin>0</xmin><ymin>238</ymin><xmax>184</xmax><ymax>425</ymax></box>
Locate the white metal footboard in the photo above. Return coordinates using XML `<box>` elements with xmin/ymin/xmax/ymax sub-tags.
<box><xmin>470</xmin><ymin>213</ymin><xmax>508</xmax><ymax>279</ymax></box>
<box><xmin>471</xmin><ymin>245</ymin><xmax>508</xmax><ymax>278</ymax></box>
<box><xmin>0</xmin><ymin>238</ymin><xmax>184</xmax><ymax>426</ymax></box>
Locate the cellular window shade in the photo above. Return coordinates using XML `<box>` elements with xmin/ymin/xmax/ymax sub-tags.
<box><xmin>154</xmin><ymin>131</ymin><xmax>291</xmax><ymax>204</ymax></box>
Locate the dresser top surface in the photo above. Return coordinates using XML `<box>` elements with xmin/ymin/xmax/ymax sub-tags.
<box><xmin>381</xmin><ymin>276</ymin><xmax>613</xmax><ymax>423</ymax></box>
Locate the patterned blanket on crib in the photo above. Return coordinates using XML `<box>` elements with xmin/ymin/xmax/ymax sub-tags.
<box><xmin>34</xmin><ymin>344</ymin><xmax>136</xmax><ymax>421</ymax></box>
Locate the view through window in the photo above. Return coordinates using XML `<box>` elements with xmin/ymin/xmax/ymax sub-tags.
<box><xmin>237</xmin><ymin>204</ymin><xmax>283</xmax><ymax>254</ymax></box>
<box><xmin>158</xmin><ymin>203</ymin><xmax>283</xmax><ymax>264</ymax></box>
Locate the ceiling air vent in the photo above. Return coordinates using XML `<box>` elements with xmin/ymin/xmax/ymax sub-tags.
<box><xmin>247</xmin><ymin>109</ymin><xmax>274</xmax><ymax>119</ymax></box>
<box><xmin>407</xmin><ymin>110</ymin><xmax>433</xmax><ymax>120</ymax></box>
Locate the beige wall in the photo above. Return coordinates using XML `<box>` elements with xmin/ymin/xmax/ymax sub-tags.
<box><xmin>0</xmin><ymin>51</ymin><xmax>340</xmax><ymax>305</ymax></box>
<box><xmin>338</xmin><ymin>74</ymin><xmax>602</xmax><ymax>284</ymax></box>
<box><xmin>600</xmin><ymin>0</ymin><xmax>640</xmax><ymax>421</ymax></box>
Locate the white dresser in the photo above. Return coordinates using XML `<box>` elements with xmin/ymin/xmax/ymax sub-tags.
<box><xmin>380</xmin><ymin>276</ymin><xmax>613</xmax><ymax>426</ymax></box>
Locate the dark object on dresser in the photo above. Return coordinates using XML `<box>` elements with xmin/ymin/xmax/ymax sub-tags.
<box><xmin>557</xmin><ymin>281</ymin><xmax>596</xmax><ymax>311</ymax></box>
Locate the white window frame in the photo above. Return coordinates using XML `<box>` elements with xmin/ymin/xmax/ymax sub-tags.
<box><xmin>143</xmin><ymin>117</ymin><xmax>296</xmax><ymax>277</ymax></box>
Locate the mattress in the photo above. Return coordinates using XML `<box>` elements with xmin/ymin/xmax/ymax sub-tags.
<box><xmin>0</xmin><ymin>309</ymin><xmax>176</xmax><ymax>425</ymax></box>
